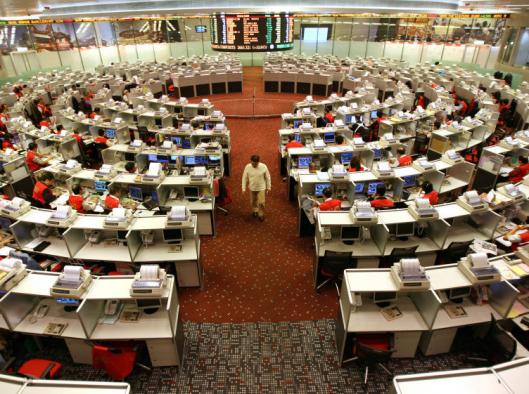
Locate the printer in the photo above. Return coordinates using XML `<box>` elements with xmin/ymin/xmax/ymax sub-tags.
<box><xmin>210</xmin><ymin>110</ymin><xmax>224</xmax><ymax>120</ymax></box>
<box><xmin>349</xmin><ymin>200</ymin><xmax>378</xmax><ymax>224</ymax></box>
<box><xmin>0</xmin><ymin>258</ymin><xmax>27</xmax><ymax>291</ymax></box>
<box><xmin>59</xmin><ymin>159</ymin><xmax>81</xmax><ymax>175</ymax></box>
<box><xmin>141</xmin><ymin>162</ymin><xmax>165</xmax><ymax>182</ymax></box>
<box><xmin>442</xmin><ymin>149</ymin><xmax>464</xmax><ymax>165</ymax></box>
<box><xmin>47</xmin><ymin>205</ymin><xmax>78</xmax><ymax>227</ymax></box>
<box><xmin>301</xmin><ymin>122</ymin><xmax>313</xmax><ymax>131</ymax></box>
<box><xmin>372</xmin><ymin>161</ymin><xmax>394</xmax><ymax>178</ymax></box>
<box><xmin>456</xmin><ymin>190</ymin><xmax>488</xmax><ymax>213</ymax></box>
<box><xmin>103</xmin><ymin>207</ymin><xmax>133</xmax><ymax>229</ymax></box>
<box><xmin>95</xmin><ymin>164</ymin><xmax>116</xmax><ymax>180</ymax></box>
<box><xmin>379</xmin><ymin>133</ymin><xmax>397</xmax><ymax>148</ymax></box>
<box><xmin>412</xmin><ymin>158</ymin><xmax>435</xmax><ymax>173</ymax></box>
<box><xmin>130</xmin><ymin>264</ymin><xmax>167</xmax><ymax>297</ymax></box>
<box><xmin>213</xmin><ymin>123</ymin><xmax>226</xmax><ymax>133</ymax></box>
<box><xmin>128</xmin><ymin>139</ymin><xmax>144</xmax><ymax>152</ymax></box>
<box><xmin>312</xmin><ymin>139</ymin><xmax>326</xmax><ymax>151</ymax></box>
<box><xmin>390</xmin><ymin>258</ymin><xmax>430</xmax><ymax>291</ymax></box>
<box><xmin>499</xmin><ymin>136</ymin><xmax>521</xmax><ymax>149</ymax></box>
<box><xmin>497</xmin><ymin>183</ymin><xmax>525</xmax><ymax>202</ymax></box>
<box><xmin>189</xmin><ymin>166</ymin><xmax>209</xmax><ymax>183</ymax></box>
<box><xmin>166</xmin><ymin>206</ymin><xmax>192</xmax><ymax>227</ymax></box>
<box><xmin>157</xmin><ymin>139</ymin><xmax>174</xmax><ymax>155</ymax></box>
<box><xmin>352</xmin><ymin>137</ymin><xmax>366</xmax><ymax>148</ymax></box>
<box><xmin>50</xmin><ymin>265</ymin><xmax>93</xmax><ymax>298</ymax></box>
<box><xmin>197</xmin><ymin>141</ymin><xmax>221</xmax><ymax>153</ymax></box>
<box><xmin>408</xmin><ymin>198</ymin><xmax>439</xmax><ymax>221</ymax></box>
<box><xmin>0</xmin><ymin>197</ymin><xmax>31</xmax><ymax>219</ymax></box>
<box><xmin>180</xmin><ymin>123</ymin><xmax>192</xmax><ymax>132</ymax></box>
<box><xmin>458</xmin><ymin>252</ymin><xmax>501</xmax><ymax>285</ymax></box>
<box><xmin>329</xmin><ymin>164</ymin><xmax>347</xmax><ymax>180</ymax></box>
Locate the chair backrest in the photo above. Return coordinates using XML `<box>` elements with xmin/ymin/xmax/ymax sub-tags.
<box><xmin>390</xmin><ymin>246</ymin><xmax>418</xmax><ymax>260</ymax></box>
<box><xmin>355</xmin><ymin>334</ymin><xmax>395</xmax><ymax>365</ymax></box>
<box><xmin>444</xmin><ymin>241</ymin><xmax>472</xmax><ymax>263</ymax></box>
<box><xmin>323</xmin><ymin>250</ymin><xmax>355</xmax><ymax>271</ymax></box>
<box><xmin>485</xmin><ymin>314</ymin><xmax>517</xmax><ymax>364</ymax></box>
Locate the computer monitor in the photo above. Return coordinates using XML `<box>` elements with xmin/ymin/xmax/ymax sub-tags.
<box><xmin>197</xmin><ymin>108</ymin><xmax>207</xmax><ymax>116</ymax></box>
<box><xmin>136</xmin><ymin>298</ymin><xmax>162</xmax><ymax>310</ymax></box>
<box><xmin>156</xmin><ymin>155</ymin><xmax>169</xmax><ymax>164</ymax></box>
<box><xmin>293</xmin><ymin>120</ymin><xmax>302</xmax><ymax>128</ymax></box>
<box><xmin>373</xmin><ymin>148</ymin><xmax>383</xmax><ymax>160</ymax></box>
<box><xmin>403</xmin><ymin>175</ymin><xmax>416</xmax><ymax>188</ymax></box>
<box><xmin>155</xmin><ymin>118</ymin><xmax>162</xmax><ymax>127</ymax></box>
<box><xmin>95</xmin><ymin>180</ymin><xmax>107</xmax><ymax>192</ymax></box>
<box><xmin>354</xmin><ymin>183</ymin><xmax>364</xmax><ymax>194</ymax></box>
<box><xmin>294</xmin><ymin>134</ymin><xmax>302</xmax><ymax>143</ymax></box>
<box><xmin>117</xmin><ymin>230</ymin><xmax>128</xmax><ymax>241</ymax></box>
<box><xmin>209</xmin><ymin>155</ymin><xmax>221</xmax><ymax>164</ymax></box>
<box><xmin>104</xmin><ymin>128</ymin><xmax>116</xmax><ymax>139</ymax></box>
<box><xmin>341</xmin><ymin>226</ymin><xmax>361</xmax><ymax>241</ymax></box>
<box><xmin>203</xmin><ymin>122</ymin><xmax>213</xmax><ymax>130</ymax></box>
<box><xmin>341</xmin><ymin>152</ymin><xmax>353</xmax><ymax>165</ymax></box>
<box><xmin>162</xmin><ymin>228</ymin><xmax>183</xmax><ymax>243</ymax></box>
<box><xmin>324</xmin><ymin>132</ymin><xmax>335</xmax><ymax>143</ymax></box>
<box><xmin>448</xmin><ymin>286</ymin><xmax>471</xmax><ymax>301</ymax></box>
<box><xmin>148</xmin><ymin>154</ymin><xmax>158</xmax><ymax>162</ymax></box>
<box><xmin>298</xmin><ymin>156</ymin><xmax>312</xmax><ymax>169</ymax></box>
<box><xmin>345</xmin><ymin>114</ymin><xmax>353</xmax><ymax>123</ymax></box>
<box><xmin>314</xmin><ymin>183</ymin><xmax>331</xmax><ymax>197</ymax></box>
<box><xmin>151</xmin><ymin>191</ymin><xmax>159</xmax><ymax>204</ymax></box>
<box><xmin>367</xmin><ymin>181</ymin><xmax>383</xmax><ymax>195</ymax></box>
<box><xmin>129</xmin><ymin>186</ymin><xmax>143</xmax><ymax>201</ymax></box>
<box><xmin>183</xmin><ymin>186</ymin><xmax>199</xmax><ymax>199</ymax></box>
<box><xmin>182</xmin><ymin>139</ymin><xmax>191</xmax><ymax>149</ymax></box>
<box><xmin>56</xmin><ymin>298</ymin><xmax>80</xmax><ymax>306</ymax></box>
<box><xmin>184</xmin><ymin>156</ymin><xmax>197</xmax><ymax>165</ymax></box>
<box><xmin>396</xmin><ymin>222</ymin><xmax>415</xmax><ymax>237</ymax></box>
<box><xmin>371</xmin><ymin>110</ymin><xmax>378</xmax><ymax>119</ymax></box>
<box><xmin>124</xmin><ymin>152</ymin><xmax>136</xmax><ymax>161</ymax></box>
<box><xmin>373</xmin><ymin>292</ymin><xmax>397</xmax><ymax>307</ymax></box>
<box><xmin>171</xmin><ymin>136</ymin><xmax>182</xmax><ymax>146</ymax></box>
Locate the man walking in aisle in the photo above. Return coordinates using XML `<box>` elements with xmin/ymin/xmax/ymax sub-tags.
<box><xmin>242</xmin><ymin>155</ymin><xmax>271</xmax><ymax>221</ymax></box>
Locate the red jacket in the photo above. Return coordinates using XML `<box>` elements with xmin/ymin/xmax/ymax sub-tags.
<box><xmin>285</xmin><ymin>141</ymin><xmax>304</xmax><ymax>151</ymax></box>
<box><xmin>105</xmin><ymin>195</ymin><xmax>120</xmax><ymax>210</ymax></box>
<box><xmin>319</xmin><ymin>198</ymin><xmax>341</xmax><ymax>211</ymax></box>
<box><xmin>95</xmin><ymin>136</ymin><xmax>108</xmax><ymax>145</ymax></box>
<box><xmin>68</xmin><ymin>194</ymin><xmax>84</xmax><ymax>213</ymax></box>
<box><xmin>324</xmin><ymin>112</ymin><xmax>335</xmax><ymax>123</ymax></box>
<box><xmin>370</xmin><ymin>198</ymin><xmax>395</xmax><ymax>209</ymax></box>
<box><xmin>26</xmin><ymin>151</ymin><xmax>42</xmax><ymax>172</ymax></box>
<box><xmin>32</xmin><ymin>181</ymin><xmax>48</xmax><ymax>205</ymax></box>
<box><xmin>398</xmin><ymin>155</ymin><xmax>412</xmax><ymax>166</ymax></box>
<box><xmin>423</xmin><ymin>191</ymin><xmax>439</xmax><ymax>205</ymax></box>
<box><xmin>348</xmin><ymin>167</ymin><xmax>364</xmax><ymax>173</ymax></box>
<box><xmin>509</xmin><ymin>163</ymin><xmax>529</xmax><ymax>183</ymax></box>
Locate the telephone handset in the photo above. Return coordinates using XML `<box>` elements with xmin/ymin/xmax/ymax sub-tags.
<box><xmin>29</xmin><ymin>302</ymin><xmax>49</xmax><ymax>324</ymax></box>
<box><xmin>104</xmin><ymin>300</ymin><xmax>120</xmax><ymax>316</ymax></box>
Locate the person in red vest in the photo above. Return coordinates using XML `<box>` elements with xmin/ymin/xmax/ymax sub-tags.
<box><xmin>0</xmin><ymin>104</ymin><xmax>9</xmax><ymax>132</ymax></box>
<box><xmin>71</xmin><ymin>129</ymin><xmax>82</xmax><ymax>144</ymax></box>
<box><xmin>420</xmin><ymin>181</ymin><xmax>439</xmax><ymax>205</ymax></box>
<box><xmin>318</xmin><ymin>188</ymin><xmax>342</xmax><ymax>211</ymax></box>
<box><xmin>94</xmin><ymin>129</ymin><xmax>109</xmax><ymax>146</ymax></box>
<box><xmin>37</xmin><ymin>99</ymin><xmax>52</xmax><ymax>118</ymax></box>
<box><xmin>396</xmin><ymin>147</ymin><xmax>413</xmax><ymax>167</ymax></box>
<box><xmin>348</xmin><ymin>156</ymin><xmax>365</xmax><ymax>172</ymax></box>
<box><xmin>508</xmin><ymin>156</ymin><xmax>529</xmax><ymax>183</ymax></box>
<box><xmin>68</xmin><ymin>184</ymin><xmax>85</xmax><ymax>213</ymax></box>
<box><xmin>1</xmin><ymin>132</ymin><xmax>15</xmax><ymax>150</ymax></box>
<box><xmin>503</xmin><ymin>224</ymin><xmax>529</xmax><ymax>251</ymax></box>
<box><xmin>324</xmin><ymin>108</ymin><xmax>335</xmax><ymax>124</ymax></box>
<box><xmin>32</xmin><ymin>172</ymin><xmax>56</xmax><ymax>209</ymax></box>
<box><xmin>105</xmin><ymin>185</ymin><xmax>122</xmax><ymax>210</ymax></box>
<box><xmin>369</xmin><ymin>183</ymin><xmax>395</xmax><ymax>209</ymax></box>
<box><xmin>284</xmin><ymin>135</ymin><xmax>304</xmax><ymax>151</ymax></box>
<box><xmin>26</xmin><ymin>142</ymin><xmax>48</xmax><ymax>172</ymax></box>
<box><xmin>455</xmin><ymin>98</ymin><xmax>468</xmax><ymax>116</ymax></box>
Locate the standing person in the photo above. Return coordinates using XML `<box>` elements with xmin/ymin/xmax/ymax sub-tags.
<box><xmin>242</xmin><ymin>155</ymin><xmax>271</xmax><ymax>221</ymax></box>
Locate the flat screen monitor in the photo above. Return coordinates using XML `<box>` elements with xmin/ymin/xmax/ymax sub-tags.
<box><xmin>371</xmin><ymin>111</ymin><xmax>378</xmax><ymax>119</ymax></box>
<box><xmin>341</xmin><ymin>226</ymin><xmax>360</xmax><ymax>241</ymax></box>
<box><xmin>298</xmin><ymin>156</ymin><xmax>312</xmax><ymax>169</ymax></box>
<box><xmin>314</xmin><ymin>183</ymin><xmax>331</xmax><ymax>197</ymax></box>
<box><xmin>117</xmin><ymin>230</ymin><xmax>128</xmax><ymax>241</ymax></box>
<box><xmin>156</xmin><ymin>155</ymin><xmax>169</xmax><ymax>164</ymax></box>
<box><xmin>171</xmin><ymin>136</ymin><xmax>182</xmax><ymax>146</ymax></box>
<box><xmin>148</xmin><ymin>154</ymin><xmax>158</xmax><ymax>162</ymax></box>
<box><xmin>373</xmin><ymin>291</ymin><xmax>397</xmax><ymax>305</ymax></box>
<box><xmin>184</xmin><ymin>156</ymin><xmax>197</xmax><ymax>165</ymax></box>
<box><xmin>169</xmin><ymin>155</ymin><xmax>178</xmax><ymax>165</ymax></box>
<box><xmin>163</xmin><ymin>228</ymin><xmax>183</xmax><ymax>243</ymax></box>
<box><xmin>209</xmin><ymin>155</ymin><xmax>221</xmax><ymax>163</ymax></box>
<box><xmin>203</xmin><ymin>123</ymin><xmax>213</xmax><ymax>131</ymax></box>
<box><xmin>293</xmin><ymin>120</ymin><xmax>302</xmax><ymax>128</ymax></box>
<box><xmin>56</xmin><ymin>298</ymin><xmax>80</xmax><ymax>306</ymax></box>
<box><xmin>449</xmin><ymin>286</ymin><xmax>471</xmax><ymax>301</ymax></box>
<box><xmin>95</xmin><ymin>180</ymin><xmax>107</xmax><ymax>192</ymax></box>
<box><xmin>341</xmin><ymin>152</ymin><xmax>353</xmax><ymax>165</ymax></box>
<box><xmin>373</xmin><ymin>148</ymin><xmax>383</xmax><ymax>160</ymax></box>
<box><xmin>354</xmin><ymin>183</ymin><xmax>364</xmax><ymax>193</ymax></box>
<box><xmin>403</xmin><ymin>175</ymin><xmax>416</xmax><ymax>188</ymax></box>
<box><xmin>293</xmin><ymin>134</ymin><xmax>301</xmax><ymax>143</ymax></box>
<box><xmin>367</xmin><ymin>181</ymin><xmax>383</xmax><ymax>195</ymax></box>
<box><xmin>182</xmin><ymin>139</ymin><xmax>191</xmax><ymax>149</ymax></box>
<box><xmin>129</xmin><ymin>186</ymin><xmax>143</xmax><ymax>201</ymax></box>
<box><xmin>104</xmin><ymin>128</ymin><xmax>116</xmax><ymax>139</ymax></box>
<box><xmin>183</xmin><ymin>186</ymin><xmax>199</xmax><ymax>199</ymax></box>
<box><xmin>195</xmin><ymin>25</ymin><xmax>207</xmax><ymax>33</ymax></box>
<box><xmin>124</xmin><ymin>152</ymin><xmax>136</xmax><ymax>161</ymax></box>
<box><xmin>151</xmin><ymin>191</ymin><xmax>159</xmax><ymax>204</ymax></box>
<box><xmin>345</xmin><ymin>114</ymin><xmax>353</xmax><ymax>123</ymax></box>
<box><xmin>197</xmin><ymin>108</ymin><xmax>207</xmax><ymax>116</ymax></box>
<box><xmin>155</xmin><ymin>118</ymin><xmax>162</xmax><ymax>127</ymax></box>
<box><xmin>324</xmin><ymin>132</ymin><xmax>335</xmax><ymax>143</ymax></box>
<box><xmin>396</xmin><ymin>222</ymin><xmax>415</xmax><ymax>237</ymax></box>
<box><xmin>136</xmin><ymin>298</ymin><xmax>162</xmax><ymax>310</ymax></box>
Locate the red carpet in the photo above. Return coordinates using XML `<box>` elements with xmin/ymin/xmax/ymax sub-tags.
<box><xmin>179</xmin><ymin>68</ymin><xmax>337</xmax><ymax>322</ymax></box>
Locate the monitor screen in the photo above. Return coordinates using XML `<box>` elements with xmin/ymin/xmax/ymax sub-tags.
<box><xmin>148</xmin><ymin>154</ymin><xmax>158</xmax><ymax>162</ymax></box>
<box><xmin>56</xmin><ymin>298</ymin><xmax>80</xmax><ymax>306</ymax></box>
<box><xmin>124</xmin><ymin>152</ymin><xmax>136</xmax><ymax>161</ymax></box>
<box><xmin>117</xmin><ymin>230</ymin><xmax>128</xmax><ymax>240</ymax></box>
<box><xmin>449</xmin><ymin>286</ymin><xmax>471</xmax><ymax>300</ymax></box>
<box><xmin>371</xmin><ymin>110</ymin><xmax>378</xmax><ymax>119</ymax></box>
<box><xmin>293</xmin><ymin>120</ymin><xmax>302</xmax><ymax>128</ymax></box>
<box><xmin>341</xmin><ymin>152</ymin><xmax>353</xmax><ymax>165</ymax></box>
<box><xmin>129</xmin><ymin>186</ymin><xmax>143</xmax><ymax>201</ymax></box>
<box><xmin>95</xmin><ymin>180</ymin><xmax>107</xmax><ymax>192</ymax></box>
<box><xmin>403</xmin><ymin>175</ymin><xmax>416</xmax><ymax>188</ymax></box>
<box><xmin>298</xmin><ymin>156</ymin><xmax>312</xmax><ymax>169</ymax></box>
<box><xmin>195</xmin><ymin>25</ymin><xmax>207</xmax><ymax>33</ymax></box>
<box><xmin>104</xmin><ymin>129</ymin><xmax>116</xmax><ymax>139</ymax></box>
<box><xmin>197</xmin><ymin>109</ymin><xmax>206</xmax><ymax>116</ymax></box>
<box><xmin>136</xmin><ymin>298</ymin><xmax>162</xmax><ymax>309</ymax></box>
<box><xmin>155</xmin><ymin>118</ymin><xmax>162</xmax><ymax>127</ymax></box>
<box><xmin>396</xmin><ymin>222</ymin><xmax>415</xmax><ymax>237</ymax></box>
<box><xmin>367</xmin><ymin>181</ymin><xmax>383</xmax><ymax>195</ymax></box>
<box><xmin>373</xmin><ymin>291</ymin><xmax>397</xmax><ymax>304</ymax></box>
<box><xmin>373</xmin><ymin>148</ymin><xmax>383</xmax><ymax>160</ymax></box>
<box><xmin>314</xmin><ymin>183</ymin><xmax>331</xmax><ymax>197</ymax></box>
<box><xmin>293</xmin><ymin>134</ymin><xmax>301</xmax><ymax>143</ymax></box>
<box><xmin>203</xmin><ymin>123</ymin><xmax>213</xmax><ymax>131</ymax></box>
<box><xmin>324</xmin><ymin>132</ymin><xmax>335</xmax><ymax>143</ymax></box>
<box><xmin>184</xmin><ymin>156</ymin><xmax>197</xmax><ymax>165</ymax></box>
<box><xmin>156</xmin><ymin>155</ymin><xmax>169</xmax><ymax>164</ymax></box>
<box><xmin>171</xmin><ymin>136</ymin><xmax>182</xmax><ymax>146</ymax></box>
<box><xmin>345</xmin><ymin>114</ymin><xmax>353</xmax><ymax>123</ymax></box>
<box><xmin>341</xmin><ymin>226</ymin><xmax>360</xmax><ymax>241</ymax></box>
<box><xmin>183</xmin><ymin>186</ymin><xmax>199</xmax><ymax>198</ymax></box>
<box><xmin>182</xmin><ymin>139</ymin><xmax>191</xmax><ymax>149</ymax></box>
<box><xmin>163</xmin><ymin>228</ymin><xmax>183</xmax><ymax>242</ymax></box>
<box><xmin>354</xmin><ymin>183</ymin><xmax>364</xmax><ymax>193</ymax></box>
<box><xmin>151</xmin><ymin>191</ymin><xmax>159</xmax><ymax>204</ymax></box>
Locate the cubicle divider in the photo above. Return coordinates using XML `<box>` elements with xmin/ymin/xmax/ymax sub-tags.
<box><xmin>409</xmin><ymin>290</ymin><xmax>442</xmax><ymax>330</ymax></box>
<box><xmin>488</xmin><ymin>281</ymin><xmax>520</xmax><ymax>319</ymax></box>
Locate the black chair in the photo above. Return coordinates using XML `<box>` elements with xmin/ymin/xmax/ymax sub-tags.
<box><xmin>467</xmin><ymin>314</ymin><xmax>517</xmax><ymax>366</ymax></box>
<box><xmin>437</xmin><ymin>241</ymin><xmax>472</xmax><ymax>265</ymax></box>
<box><xmin>380</xmin><ymin>246</ymin><xmax>418</xmax><ymax>268</ymax></box>
<box><xmin>316</xmin><ymin>251</ymin><xmax>356</xmax><ymax>296</ymax></box>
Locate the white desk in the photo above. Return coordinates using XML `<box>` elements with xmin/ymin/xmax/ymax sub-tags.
<box><xmin>494</xmin><ymin>358</ymin><xmax>529</xmax><ymax>394</ymax></box>
<box><xmin>21</xmin><ymin>380</ymin><xmax>130</xmax><ymax>394</ymax></box>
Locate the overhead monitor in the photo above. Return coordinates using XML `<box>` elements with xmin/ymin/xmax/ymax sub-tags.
<box><xmin>345</xmin><ymin>114</ymin><xmax>354</xmax><ymax>123</ymax></box>
<box><xmin>148</xmin><ymin>154</ymin><xmax>158</xmax><ymax>162</ymax></box>
<box><xmin>95</xmin><ymin>180</ymin><xmax>107</xmax><ymax>192</ymax></box>
<box><xmin>371</xmin><ymin>111</ymin><xmax>379</xmax><ymax>119</ymax></box>
<box><xmin>129</xmin><ymin>186</ymin><xmax>143</xmax><ymax>201</ymax></box>
<box><xmin>448</xmin><ymin>286</ymin><xmax>471</xmax><ymax>301</ymax></box>
<box><xmin>323</xmin><ymin>132</ymin><xmax>335</xmax><ymax>143</ymax></box>
<box><xmin>396</xmin><ymin>222</ymin><xmax>415</xmax><ymax>237</ymax></box>
<box><xmin>155</xmin><ymin>118</ymin><xmax>162</xmax><ymax>127</ymax></box>
<box><xmin>373</xmin><ymin>292</ymin><xmax>397</xmax><ymax>306</ymax></box>
<box><xmin>341</xmin><ymin>152</ymin><xmax>353</xmax><ymax>165</ymax></box>
<box><xmin>171</xmin><ymin>136</ymin><xmax>182</xmax><ymax>146</ymax></box>
<box><xmin>55</xmin><ymin>298</ymin><xmax>80</xmax><ymax>306</ymax></box>
<box><xmin>403</xmin><ymin>175</ymin><xmax>416</xmax><ymax>188</ymax></box>
<box><xmin>211</xmin><ymin>13</ymin><xmax>294</xmax><ymax>52</ymax></box>
<box><xmin>195</xmin><ymin>25</ymin><xmax>207</xmax><ymax>33</ymax></box>
<box><xmin>354</xmin><ymin>183</ymin><xmax>364</xmax><ymax>194</ymax></box>
<box><xmin>293</xmin><ymin>120</ymin><xmax>302</xmax><ymax>128</ymax></box>
<box><xmin>183</xmin><ymin>186</ymin><xmax>200</xmax><ymax>199</ymax></box>
<box><xmin>293</xmin><ymin>134</ymin><xmax>302</xmax><ymax>143</ymax></box>
<box><xmin>341</xmin><ymin>226</ymin><xmax>361</xmax><ymax>241</ymax></box>
<box><xmin>314</xmin><ymin>183</ymin><xmax>331</xmax><ymax>197</ymax></box>
<box><xmin>136</xmin><ymin>298</ymin><xmax>162</xmax><ymax>310</ymax></box>
<box><xmin>184</xmin><ymin>156</ymin><xmax>197</xmax><ymax>165</ymax></box>
<box><xmin>373</xmin><ymin>148</ymin><xmax>383</xmax><ymax>160</ymax></box>
<box><xmin>298</xmin><ymin>156</ymin><xmax>312</xmax><ymax>169</ymax></box>
<box><xmin>197</xmin><ymin>108</ymin><xmax>207</xmax><ymax>116</ymax></box>
<box><xmin>367</xmin><ymin>181</ymin><xmax>383</xmax><ymax>195</ymax></box>
<box><xmin>162</xmin><ymin>228</ymin><xmax>183</xmax><ymax>243</ymax></box>
<box><xmin>208</xmin><ymin>155</ymin><xmax>221</xmax><ymax>163</ymax></box>
<box><xmin>104</xmin><ymin>128</ymin><xmax>116</xmax><ymax>139</ymax></box>
<box><xmin>182</xmin><ymin>139</ymin><xmax>192</xmax><ymax>149</ymax></box>
<box><xmin>117</xmin><ymin>230</ymin><xmax>128</xmax><ymax>241</ymax></box>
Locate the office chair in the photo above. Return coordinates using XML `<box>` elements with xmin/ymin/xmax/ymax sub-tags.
<box><xmin>379</xmin><ymin>246</ymin><xmax>418</xmax><ymax>268</ymax></box>
<box><xmin>215</xmin><ymin>177</ymin><xmax>232</xmax><ymax>215</ymax></box>
<box><xmin>17</xmin><ymin>359</ymin><xmax>62</xmax><ymax>379</ymax></box>
<box><xmin>316</xmin><ymin>251</ymin><xmax>356</xmax><ymax>296</ymax></box>
<box><xmin>467</xmin><ymin>314</ymin><xmax>517</xmax><ymax>366</ymax></box>
<box><xmin>92</xmin><ymin>342</ymin><xmax>150</xmax><ymax>380</ymax></box>
<box><xmin>343</xmin><ymin>333</ymin><xmax>395</xmax><ymax>386</ymax></box>
<box><xmin>436</xmin><ymin>241</ymin><xmax>472</xmax><ymax>265</ymax></box>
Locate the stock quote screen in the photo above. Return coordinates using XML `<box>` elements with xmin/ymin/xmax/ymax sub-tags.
<box><xmin>210</xmin><ymin>13</ymin><xmax>294</xmax><ymax>52</ymax></box>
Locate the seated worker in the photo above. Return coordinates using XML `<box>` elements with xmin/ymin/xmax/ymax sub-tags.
<box><xmin>71</xmin><ymin>129</ymin><xmax>83</xmax><ymax>144</ymax></box>
<box><xmin>104</xmin><ymin>185</ymin><xmax>122</xmax><ymax>210</ymax></box>
<box><xmin>94</xmin><ymin>129</ymin><xmax>110</xmax><ymax>146</ymax></box>
<box><xmin>26</xmin><ymin>142</ymin><xmax>48</xmax><ymax>172</ymax></box>
<box><xmin>317</xmin><ymin>188</ymin><xmax>342</xmax><ymax>211</ymax></box>
<box><xmin>508</xmin><ymin>156</ymin><xmax>529</xmax><ymax>183</ymax></box>
<box><xmin>32</xmin><ymin>172</ymin><xmax>58</xmax><ymax>209</ymax></box>
<box><xmin>55</xmin><ymin>124</ymin><xmax>66</xmax><ymax>135</ymax></box>
<box><xmin>420</xmin><ymin>181</ymin><xmax>439</xmax><ymax>205</ymax></box>
<box><xmin>348</xmin><ymin>156</ymin><xmax>365</xmax><ymax>172</ymax></box>
<box><xmin>369</xmin><ymin>183</ymin><xmax>395</xmax><ymax>209</ymax></box>
<box><xmin>335</xmin><ymin>134</ymin><xmax>347</xmax><ymax>146</ymax></box>
<box><xmin>88</xmin><ymin>107</ymin><xmax>100</xmax><ymax>119</ymax></box>
<box><xmin>125</xmin><ymin>162</ymin><xmax>137</xmax><ymax>174</ymax></box>
<box><xmin>454</xmin><ymin>98</ymin><xmax>468</xmax><ymax>116</ymax></box>
<box><xmin>284</xmin><ymin>135</ymin><xmax>304</xmax><ymax>151</ymax></box>
<box><xmin>396</xmin><ymin>147</ymin><xmax>412</xmax><ymax>167</ymax></box>
<box><xmin>37</xmin><ymin>99</ymin><xmax>52</xmax><ymax>118</ymax></box>
<box><xmin>308</xmin><ymin>162</ymin><xmax>318</xmax><ymax>174</ymax></box>
<box><xmin>324</xmin><ymin>108</ymin><xmax>334</xmax><ymax>124</ymax></box>
<box><xmin>68</xmin><ymin>184</ymin><xmax>85</xmax><ymax>213</ymax></box>
<box><xmin>502</xmin><ymin>224</ymin><xmax>529</xmax><ymax>251</ymax></box>
<box><xmin>1</xmin><ymin>132</ymin><xmax>16</xmax><ymax>150</ymax></box>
